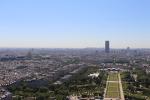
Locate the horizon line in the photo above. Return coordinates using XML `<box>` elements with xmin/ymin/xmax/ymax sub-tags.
<box><xmin>0</xmin><ymin>47</ymin><xmax>150</xmax><ymax>50</ymax></box>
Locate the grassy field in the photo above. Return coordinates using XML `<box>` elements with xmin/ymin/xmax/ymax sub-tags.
<box><xmin>105</xmin><ymin>92</ymin><xmax>120</xmax><ymax>98</ymax></box>
<box><xmin>105</xmin><ymin>73</ymin><xmax>120</xmax><ymax>98</ymax></box>
<box><xmin>108</xmin><ymin>73</ymin><xmax>118</xmax><ymax>81</ymax></box>
<box><xmin>106</xmin><ymin>82</ymin><xmax>120</xmax><ymax>98</ymax></box>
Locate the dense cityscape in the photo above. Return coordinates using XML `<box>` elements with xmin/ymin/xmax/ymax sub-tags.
<box><xmin>1</xmin><ymin>1</ymin><xmax>150</xmax><ymax>100</ymax></box>
<box><xmin>0</xmin><ymin>41</ymin><xmax>149</xmax><ymax>100</ymax></box>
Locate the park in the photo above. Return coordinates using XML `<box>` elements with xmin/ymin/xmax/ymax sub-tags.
<box><xmin>104</xmin><ymin>72</ymin><xmax>124</xmax><ymax>100</ymax></box>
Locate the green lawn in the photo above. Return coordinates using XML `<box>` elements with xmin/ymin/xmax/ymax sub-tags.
<box><xmin>108</xmin><ymin>73</ymin><xmax>118</xmax><ymax>81</ymax></box>
<box><xmin>105</xmin><ymin>73</ymin><xmax>120</xmax><ymax>98</ymax></box>
<box><xmin>108</xmin><ymin>82</ymin><xmax>119</xmax><ymax>87</ymax></box>
<box><xmin>107</xmin><ymin>86</ymin><xmax>119</xmax><ymax>92</ymax></box>
<box><xmin>106</xmin><ymin>82</ymin><xmax>120</xmax><ymax>98</ymax></box>
<box><xmin>105</xmin><ymin>92</ymin><xmax>120</xmax><ymax>98</ymax></box>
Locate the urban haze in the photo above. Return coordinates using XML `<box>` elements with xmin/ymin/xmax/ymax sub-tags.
<box><xmin>0</xmin><ymin>0</ymin><xmax>150</xmax><ymax>100</ymax></box>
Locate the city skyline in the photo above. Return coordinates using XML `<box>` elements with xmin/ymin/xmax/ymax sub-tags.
<box><xmin>0</xmin><ymin>0</ymin><xmax>150</xmax><ymax>48</ymax></box>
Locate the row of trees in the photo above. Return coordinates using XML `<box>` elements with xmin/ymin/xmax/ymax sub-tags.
<box><xmin>121</xmin><ymin>67</ymin><xmax>150</xmax><ymax>100</ymax></box>
<box><xmin>8</xmin><ymin>66</ymin><xmax>108</xmax><ymax>100</ymax></box>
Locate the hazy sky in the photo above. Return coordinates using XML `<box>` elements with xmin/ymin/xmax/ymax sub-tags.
<box><xmin>0</xmin><ymin>0</ymin><xmax>150</xmax><ymax>48</ymax></box>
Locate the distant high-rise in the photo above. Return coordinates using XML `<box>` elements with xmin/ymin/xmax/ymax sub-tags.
<box><xmin>105</xmin><ymin>41</ymin><xmax>110</xmax><ymax>53</ymax></box>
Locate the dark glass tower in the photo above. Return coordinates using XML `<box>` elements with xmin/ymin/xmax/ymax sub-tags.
<box><xmin>105</xmin><ymin>41</ymin><xmax>110</xmax><ymax>53</ymax></box>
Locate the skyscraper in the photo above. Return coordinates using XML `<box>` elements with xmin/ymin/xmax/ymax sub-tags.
<box><xmin>105</xmin><ymin>41</ymin><xmax>110</xmax><ymax>53</ymax></box>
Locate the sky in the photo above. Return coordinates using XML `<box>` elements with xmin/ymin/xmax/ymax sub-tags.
<box><xmin>0</xmin><ymin>0</ymin><xmax>150</xmax><ymax>48</ymax></box>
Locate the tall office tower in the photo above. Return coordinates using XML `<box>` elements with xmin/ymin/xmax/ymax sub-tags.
<box><xmin>105</xmin><ymin>41</ymin><xmax>110</xmax><ymax>53</ymax></box>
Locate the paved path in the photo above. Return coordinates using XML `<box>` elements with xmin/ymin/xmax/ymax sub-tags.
<box><xmin>118</xmin><ymin>73</ymin><xmax>125</xmax><ymax>100</ymax></box>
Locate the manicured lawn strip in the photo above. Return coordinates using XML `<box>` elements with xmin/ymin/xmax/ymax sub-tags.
<box><xmin>108</xmin><ymin>73</ymin><xmax>119</xmax><ymax>81</ymax></box>
<box><xmin>107</xmin><ymin>86</ymin><xmax>119</xmax><ymax>92</ymax></box>
<box><xmin>105</xmin><ymin>73</ymin><xmax>120</xmax><ymax>98</ymax></box>
<box><xmin>106</xmin><ymin>82</ymin><xmax>120</xmax><ymax>98</ymax></box>
<box><xmin>105</xmin><ymin>92</ymin><xmax>120</xmax><ymax>98</ymax></box>
<box><xmin>107</xmin><ymin>82</ymin><xmax>119</xmax><ymax>92</ymax></box>
<box><xmin>108</xmin><ymin>82</ymin><xmax>119</xmax><ymax>87</ymax></box>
